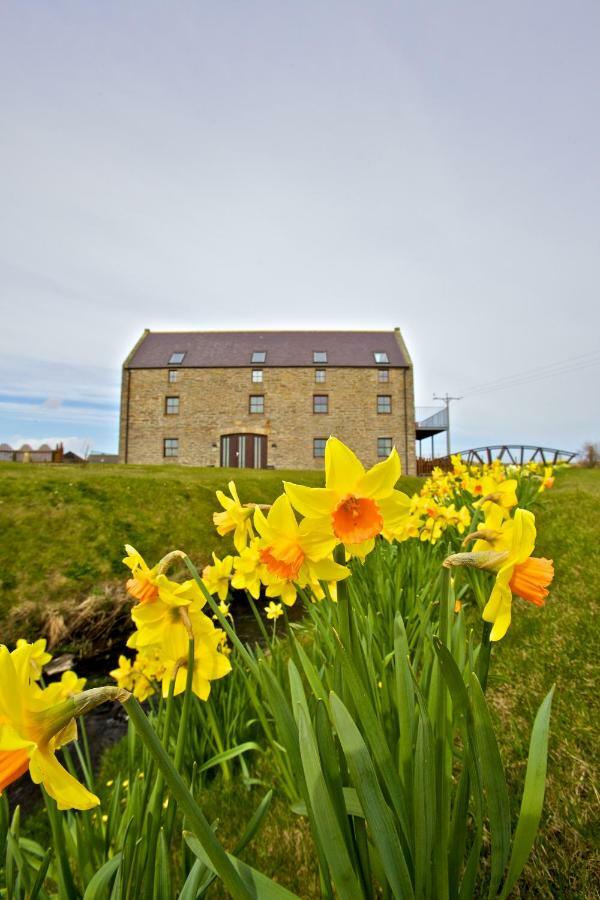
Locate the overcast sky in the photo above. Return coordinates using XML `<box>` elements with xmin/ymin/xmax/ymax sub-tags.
<box><xmin>1</xmin><ymin>1</ymin><xmax>599</xmax><ymax>457</ymax></box>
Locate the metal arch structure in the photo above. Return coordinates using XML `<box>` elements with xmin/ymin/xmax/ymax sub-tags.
<box><xmin>416</xmin><ymin>444</ymin><xmax>577</xmax><ymax>475</ymax></box>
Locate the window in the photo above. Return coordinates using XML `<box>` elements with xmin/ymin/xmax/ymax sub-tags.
<box><xmin>313</xmin><ymin>351</ymin><xmax>328</xmax><ymax>363</ymax></box>
<box><xmin>165</xmin><ymin>396</ymin><xmax>180</xmax><ymax>415</ymax></box>
<box><xmin>377</xmin><ymin>437</ymin><xmax>393</xmax><ymax>458</ymax></box>
<box><xmin>168</xmin><ymin>369</ymin><xmax>178</xmax><ymax>383</ymax></box>
<box><xmin>314</xmin><ymin>369</ymin><xmax>326</xmax><ymax>383</ymax></box>
<box><xmin>164</xmin><ymin>438</ymin><xmax>179</xmax><ymax>457</ymax></box>
<box><xmin>313</xmin><ymin>438</ymin><xmax>327</xmax><ymax>458</ymax></box>
<box><xmin>169</xmin><ymin>352</ymin><xmax>186</xmax><ymax>365</ymax></box>
<box><xmin>249</xmin><ymin>395</ymin><xmax>264</xmax><ymax>414</ymax></box>
<box><xmin>251</xmin><ymin>351</ymin><xmax>266</xmax><ymax>363</ymax></box>
<box><xmin>377</xmin><ymin>395</ymin><xmax>391</xmax><ymax>414</ymax></box>
<box><xmin>313</xmin><ymin>394</ymin><xmax>328</xmax><ymax>414</ymax></box>
<box><xmin>378</xmin><ymin>368</ymin><xmax>389</xmax><ymax>382</ymax></box>
<box><xmin>252</xmin><ymin>369</ymin><xmax>263</xmax><ymax>383</ymax></box>
<box><xmin>374</xmin><ymin>351</ymin><xmax>389</xmax><ymax>364</ymax></box>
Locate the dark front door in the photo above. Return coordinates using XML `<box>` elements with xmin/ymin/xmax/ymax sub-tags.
<box><xmin>220</xmin><ymin>434</ymin><xmax>267</xmax><ymax>468</ymax></box>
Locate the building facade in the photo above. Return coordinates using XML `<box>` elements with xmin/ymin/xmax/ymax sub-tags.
<box><xmin>119</xmin><ymin>329</ymin><xmax>416</xmax><ymax>474</ymax></box>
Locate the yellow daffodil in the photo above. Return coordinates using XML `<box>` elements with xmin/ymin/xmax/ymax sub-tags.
<box><xmin>43</xmin><ymin>671</ymin><xmax>87</xmax><ymax>703</ymax></box>
<box><xmin>123</xmin><ymin>545</ymin><xmax>161</xmax><ymax>603</ymax></box>
<box><xmin>202</xmin><ymin>553</ymin><xmax>233</xmax><ymax>602</ymax></box>
<box><xmin>160</xmin><ymin>615</ymin><xmax>231</xmax><ymax>700</ymax></box>
<box><xmin>130</xmin><ymin>595</ymin><xmax>209</xmax><ymax>660</ymax></box>
<box><xmin>265</xmin><ymin>601</ymin><xmax>283</xmax><ymax>620</ymax></box>
<box><xmin>474</xmin><ymin>476</ymin><xmax>518</xmax><ymax>517</ymax></box>
<box><xmin>254</xmin><ymin>495</ymin><xmax>349</xmax><ymax>604</ymax></box>
<box><xmin>213</xmin><ymin>481</ymin><xmax>255</xmax><ymax>552</ymax></box>
<box><xmin>284</xmin><ymin>437</ymin><xmax>410</xmax><ymax>558</ymax></box>
<box><xmin>445</xmin><ymin>509</ymin><xmax>553</xmax><ymax>641</ymax></box>
<box><xmin>539</xmin><ymin>466</ymin><xmax>555</xmax><ymax>491</ymax></box>
<box><xmin>16</xmin><ymin>639</ymin><xmax>51</xmax><ymax>679</ymax></box>
<box><xmin>231</xmin><ymin>539</ymin><xmax>266</xmax><ymax>599</ymax></box>
<box><xmin>0</xmin><ymin>643</ymin><xmax>123</xmax><ymax>809</ymax></box>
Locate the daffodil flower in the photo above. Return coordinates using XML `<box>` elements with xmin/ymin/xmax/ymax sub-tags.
<box><xmin>284</xmin><ymin>437</ymin><xmax>411</xmax><ymax>558</ymax></box>
<box><xmin>231</xmin><ymin>539</ymin><xmax>266</xmax><ymax>599</ymax></box>
<box><xmin>445</xmin><ymin>509</ymin><xmax>553</xmax><ymax>641</ymax></box>
<box><xmin>213</xmin><ymin>481</ymin><xmax>255</xmax><ymax>552</ymax></box>
<box><xmin>16</xmin><ymin>638</ymin><xmax>51</xmax><ymax>679</ymax></box>
<box><xmin>202</xmin><ymin>553</ymin><xmax>234</xmax><ymax>602</ymax></box>
<box><xmin>160</xmin><ymin>615</ymin><xmax>231</xmax><ymax>700</ymax></box>
<box><xmin>265</xmin><ymin>601</ymin><xmax>284</xmax><ymax>620</ymax></box>
<box><xmin>43</xmin><ymin>671</ymin><xmax>87</xmax><ymax>703</ymax></box>
<box><xmin>0</xmin><ymin>642</ymin><xmax>124</xmax><ymax>809</ymax></box>
<box><xmin>253</xmin><ymin>495</ymin><xmax>349</xmax><ymax>604</ymax></box>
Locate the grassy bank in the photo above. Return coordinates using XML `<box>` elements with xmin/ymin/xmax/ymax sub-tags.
<box><xmin>489</xmin><ymin>468</ymin><xmax>600</xmax><ymax>897</ymax></box>
<box><xmin>0</xmin><ymin>460</ymin><xmax>420</xmax><ymax>620</ymax></box>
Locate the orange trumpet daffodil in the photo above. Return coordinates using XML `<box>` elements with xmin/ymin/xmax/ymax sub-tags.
<box><xmin>284</xmin><ymin>437</ymin><xmax>410</xmax><ymax>559</ymax></box>
<box><xmin>0</xmin><ymin>642</ymin><xmax>124</xmax><ymax>809</ymax></box>
<box><xmin>254</xmin><ymin>494</ymin><xmax>349</xmax><ymax>604</ymax></box>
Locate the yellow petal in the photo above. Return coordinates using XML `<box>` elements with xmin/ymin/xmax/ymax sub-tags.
<box><xmin>283</xmin><ymin>482</ymin><xmax>338</xmax><ymax>519</ymax></box>
<box><xmin>267</xmin><ymin>495</ymin><xmax>299</xmax><ymax>537</ymax></box>
<box><xmin>29</xmin><ymin>746</ymin><xmax>99</xmax><ymax>810</ymax></box>
<box><xmin>325</xmin><ymin>437</ymin><xmax>365</xmax><ymax>493</ymax></box>
<box><xmin>297</xmin><ymin>517</ymin><xmax>338</xmax><ymax>560</ymax></box>
<box><xmin>512</xmin><ymin>509</ymin><xmax>536</xmax><ymax>565</ymax></box>
<box><xmin>355</xmin><ymin>449</ymin><xmax>401</xmax><ymax>499</ymax></box>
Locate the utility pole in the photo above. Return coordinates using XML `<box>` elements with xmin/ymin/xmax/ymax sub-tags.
<box><xmin>433</xmin><ymin>393</ymin><xmax>462</xmax><ymax>457</ymax></box>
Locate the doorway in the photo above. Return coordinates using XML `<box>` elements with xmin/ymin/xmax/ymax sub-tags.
<box><xmin>220</xmin><ymin>434</ymin><xmax>268</xmax><ymax>468</ymax></box>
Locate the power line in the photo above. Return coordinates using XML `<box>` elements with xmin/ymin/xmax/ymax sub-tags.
<box><xmin>459</xmin><ymin>348</ymin><xmax>600</xmax><ymax>399</ymax></box>
<box><xmin>463</xmin><ymin>357</ymin><xmax>600</xmax><ymax>400</ymax></box>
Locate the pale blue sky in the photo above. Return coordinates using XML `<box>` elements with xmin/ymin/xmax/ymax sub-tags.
<box><xmin>1</xmin><ymin>1</ymin><xmax>599</xmax><ymax>456</ymax></box>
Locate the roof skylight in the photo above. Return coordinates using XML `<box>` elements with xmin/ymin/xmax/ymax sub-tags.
<box><xmin>373</xmin><ymin>351</ymin><xmax>389</xmax><ymax>364</ymax></box>
<box><xmin>251</xmin><ymin>351</ymin><xmax>267</xmax><ymax>363</ymax></box>
<box><xmin>169</xmin><ymin>351</ymin><xmax>186</xmax><ymax>365</ymax></box>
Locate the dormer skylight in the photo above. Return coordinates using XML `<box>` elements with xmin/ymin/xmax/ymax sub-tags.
<box><xmin>373</xmin><ymin>351</ymin><xmax>389</xmax><ymax>364</ymax></box>
<box><xmin>252</xmin><ymin>351</ymin><xmax>267</xmax><ymax>363</ymax></box>
<box><xmin>169</xmin><ymin>351</ymin><xmax>186</xmax><ymax>365</ymax></box>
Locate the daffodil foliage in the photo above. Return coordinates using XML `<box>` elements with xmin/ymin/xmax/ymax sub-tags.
<box><xmin>0</xmin><ymin>438</ymin><xmax>561</xmax><ymax>899</ymax></box>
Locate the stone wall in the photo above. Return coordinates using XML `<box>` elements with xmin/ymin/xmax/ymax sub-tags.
<box><xmin>120</xmin><ymin>365</ymin><xmax>416</xmax><ymax>474</ymax></box>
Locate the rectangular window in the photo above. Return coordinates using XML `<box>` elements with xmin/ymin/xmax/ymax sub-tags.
<box><xmin>165</xmin><ymin>396</ymin><xmax>180</xmax><ymax>415</ymax></box>
<box><xmin>252</xmin><ymin>369</ymin><xmax>263</xmax><ymax>383</ymax></box>
<box><xmin>313</xmin><ymin>394</ymin><xmax>328</xmax><ymax>414</ymax></box>
<box><xmin>251</xmin><ymin>351</ymin><xmax>266</xmax><ymax>363</ymax></box>
<box><xmin>313</xmin><ymin>438</ymin><xmax>327</xmax><ymax>458</ymax></box>
<box><xmin>377</xmin><ymin>437</ymin><xmax>393</xmax><ymax>458</ymax></box>
<box><xmin>377</xmin><ymin>395</ymin><xmax>391</xmax><ymax>414</ymax></box>
<box><xmin>314</xmin><ymin>369</ymin><xmax>326</xmax><ymax>383</ymax></box>
<box><xmin>169</xmin><ymin>352</ymin><xmax>186</xmax><ymax>365</ymax></box>
<box><xmin>249</xmin><ymin>395</ymin><xmax>264</xmax><ymax>414</ymax></box>
<box><xmin>168</xmin><ymin>369</ymin><xmax>178</xmax><ymax>383</ymax></box>
<box><xmin>313</xmin><ymin>351</ymin><xmax>328</xmax><ymax>363</ymax></box>
<box><xmin>164</xmin><ymin>438</ymin><xmax>179</xmax><ymax>457</ymax></box>
<box><xmin>378</xmin><ymin>368</ymin><xmax>389</xmax><ymax>382</ymax></box>
<box><xmin>374</xmin><ymin>351</ymin><xmax>389</xmax><ymax>364</ymax></box>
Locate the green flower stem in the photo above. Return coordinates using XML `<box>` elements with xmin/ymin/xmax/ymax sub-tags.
<box><xmin>435</xmin><ymin>564</ymin><xmax>452</xmax><ymax>899</ymax></box>
<box><xmin>477</xmin><ymin>620</ymin><xmax>493</xmax><ymax>692</ymax></box>
<box><xmin>43</xmin><ymin>790</ymin><xmax>78</xmax><ymax>900</ymax></box>
<box><xmin>123</xmin><ymin>694</ymin><xmax>252</xmax><ymax>900</ymax></box>
<box><xmin>165</xmin><ymin>637</ymin><xmax>195</xmax><ymax>841</ymax></box>
<box><xmin>184</xmin><ymin>557</ymin><xmax>257</xmax><ymax>672</ymax></box>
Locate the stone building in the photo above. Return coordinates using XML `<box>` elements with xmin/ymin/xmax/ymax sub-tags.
<box><xmin>119</xmin><ymin>329</ymin><xmax>416</xmax><ymax>474</ymax></box>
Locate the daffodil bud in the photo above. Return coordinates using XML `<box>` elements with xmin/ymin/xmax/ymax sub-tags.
<box><xmin>443</xmin><ymin>550</ymin><xmax>509</xmax><ymax>571</ymax></box>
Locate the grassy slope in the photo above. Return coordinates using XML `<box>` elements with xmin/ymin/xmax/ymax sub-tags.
<box><xmin>2</xmin><ymin>464</ymin><xmax>597</xmax><ymax>896</ymax></box>
<box><xmin>0</xmin><ymin>461</ymin><xmax>420</xmax><ymax>617</ymax></box>
<box><xmin>489</xmin><ymin>468</ymin><xmax>600</xmax><ymax>898</ymax></box>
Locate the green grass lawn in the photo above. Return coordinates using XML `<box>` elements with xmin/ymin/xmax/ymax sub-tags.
<box><xmin>489</xmin><ymin>467</ymin><xmax>600</xmax><ymax>897</ymax></box>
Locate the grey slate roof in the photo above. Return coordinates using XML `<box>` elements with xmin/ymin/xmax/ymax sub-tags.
<box><xmin>126</xmin><ymin>330</ymin><xmax>410</xmax><ymax>369</ymax></box>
